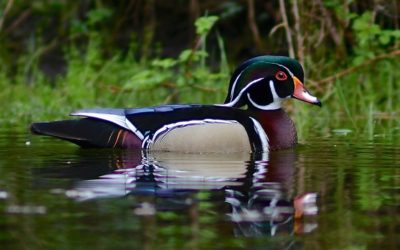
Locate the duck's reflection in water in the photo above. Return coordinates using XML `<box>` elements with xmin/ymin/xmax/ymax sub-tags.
<box><xmin>225</xmin><ymin>150</ymin><xmax>318</xmax><ymax>236</ymax></box>
<box><xmin>42</xmin><ymin>149</ymin><xmax>318</xmax><ymax>237</ymax></box>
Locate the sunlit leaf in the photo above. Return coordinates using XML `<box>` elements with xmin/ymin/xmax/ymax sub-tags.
<box><xmin>195</xmin><ymin>16</ymin><xmax>219</xmax><ymax>36</ymax></box>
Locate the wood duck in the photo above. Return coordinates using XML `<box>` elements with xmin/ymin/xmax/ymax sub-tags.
<box><xmin>30</xmin><ymin>56</ymin><xmax>321</xmax><ymax>153</ymax></box>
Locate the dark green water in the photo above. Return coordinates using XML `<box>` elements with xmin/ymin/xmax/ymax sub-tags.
<box><xmin>0</xmin><ymin>129</ymin><xmax>399</xmax><ymax>249</ymax></box>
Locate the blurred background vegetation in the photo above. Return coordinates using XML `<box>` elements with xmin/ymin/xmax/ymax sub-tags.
<box><xmin>0</xmin><ymin>0</ymin><xmax>399</xmax><ymax>138</ymax></box>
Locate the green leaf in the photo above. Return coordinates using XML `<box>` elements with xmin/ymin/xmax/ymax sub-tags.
<box><xmin>195</xmin><ymin>16</ymin><xmax>219</xmax><ymax>36</ymax></box>
<box><xmin>151</xmin><ymin>58</ymin><xmax>177</xmax><ymax>69</ymax></box>
<box><xmin>352</xmin><ymin>55</ymin><xmax>365</xmax><ymax>66</ymax></box>
<box><xmin>87</xmin><ymin>8</ymin><xmax>113</xmax><ymax>26</ymax></box>
<box><xmin>352</xmin><ymin>12</ymin><xmax>373</xmax><ymax>31</ymax></box>
<box><xmin>178</xmin><ymin>50</ymin><xmax>193</xmax><ymax>62</ymax></box>
<box><xmin>379</xmin><ymin>33</ymin><xmax>390</xmax><ymax>45</ymax></box>
<box><xmin>390</xmin><ymin>30</ymin><xmax>400</xmax><ymax>38</ymax></box>
<box><xmin>369</xmin><ymin>24</ymin><xmax>381</xmax><ymax>35</ymax></box>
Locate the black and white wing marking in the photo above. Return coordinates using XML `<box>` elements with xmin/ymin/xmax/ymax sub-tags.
<box><xmin>71</xmin><ymin>108</ymin><xmax>144</xmax><ymax>140</ymax></box>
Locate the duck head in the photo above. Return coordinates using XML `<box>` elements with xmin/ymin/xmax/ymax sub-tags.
<box><xmin>223</xmin><ymin>56</ymin><xmax>321</xmax><ymax>110</ymax></box>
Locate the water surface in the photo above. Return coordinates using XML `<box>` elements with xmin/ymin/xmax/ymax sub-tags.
<box><xmin>0</xmin><ymin>129</ymin><xmax>399</xmax><ymax>249</ymax></box>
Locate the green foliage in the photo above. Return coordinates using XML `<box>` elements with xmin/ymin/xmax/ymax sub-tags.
<box><xmin>294</xmin><ymin>57</ymin><xmax>400</xmax><ymax>141</ymax></box>
<box><xmin>351</xmin><ymin>12</ymin><xmax>400</xmax><ymax>64</ymax></box>
<box><xmin>0</xmin><ymin>1</ymin><xmax>399</xmax><ymax>140</ymax></box>
<box><xmin>0</xmin><ymin>13</ymin><xmax>228</xmax><ymax>127</ymax></box>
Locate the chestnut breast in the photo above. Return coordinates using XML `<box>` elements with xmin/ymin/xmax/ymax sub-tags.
<box><xmin>252</xmin><ymin>109</ymin><xmax>297</xmax><ymax>150</ymax></box>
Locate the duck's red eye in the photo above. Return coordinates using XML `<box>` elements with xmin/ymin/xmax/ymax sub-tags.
<box><xmin>275</xmin><ymin>71</ymin><xmax>288</xmax><ymax>81</ymax></box>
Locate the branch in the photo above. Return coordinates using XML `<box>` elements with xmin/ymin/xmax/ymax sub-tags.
<box><xmin>247</xmin><ymin>0</ymin><xmax>263</xmax><ymax>51</ymax></box>
<box><xmin>0</xmin><ymin>0</ymin><xmax>14</xmax><ymax>31</ymax></box>
<box><xmin>291</xmin><ymin>0</ymin><xmax>304</xmax><ymax>65</ymax></box>
<box><xmin>312</xmin><ymin>50</ymin><xmax>400</xmax><ymax>85</ymax></box>
<box><xmin>315</xmin><ymin>0</ymin><xmax>341</xmax><ymax>46</ymax></box>
<box><xmin>191</xmin><ymin>84</ymin><xmax>219</xmax><ymax>93</ymax></box>
<box><xmin>278</xmin><ymin>0</ymin><xmax>295</xmax><ymax>58</ymax></box>
<box><xmin>269</xmin><ymin>22</ymin><xmax>285</xmax><ymax>35</ymax></box>
<box><xmin>3</xmin><ymin>9</ymin><xmax>31</xmax><ymax>35</ymax></box>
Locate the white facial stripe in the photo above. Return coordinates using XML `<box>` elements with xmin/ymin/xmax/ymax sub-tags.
<box><xmin>269</xmin><ymin>79</ymin><xmax>280</xmax><ymax>100</ymax></box>
<box><xmin>272</xmin><ymin>63</ymin><xmax>294</xmax><ymax>77</ymax></box>
<box><xmin>230</xmin><ymin>70</ymin><xmax>244</xmax><ymax>100</ymax></box>
<box><xmin>223</xmin><ymin>78</ymin><xmax>264</xmax><ymax>107</ymax></box>
<box><xmin>246</xmin><ymin>80</ymin><xmax>284</xmax><ymax>110</ymax></box>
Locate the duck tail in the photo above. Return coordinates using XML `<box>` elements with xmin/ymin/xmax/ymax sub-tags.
<box><xmin>30</xmin><ymin>118</ymin><xmax>140</xmax><ymax>148</ymax></box>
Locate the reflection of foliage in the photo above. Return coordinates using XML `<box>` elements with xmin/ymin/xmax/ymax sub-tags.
<box><xmin>295</xmin><ymin>136</ymin><xmax>400</xmax><ymax>250</ymax></box>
